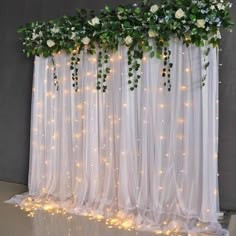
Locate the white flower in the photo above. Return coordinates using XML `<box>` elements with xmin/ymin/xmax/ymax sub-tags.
<box><xmin>196</xmin><ymin>19</ymin><xmax>206</xmax><ymax>28</ymax></box>
<box><xmin>150</xmin><ymin>5</ymin><xmax>159</xmax><ymax>13</ymax></box>
<box><xmin>51</xmin><ymin>26</ymin><xmax>60</xmax><ymax>34</ymax></box>
<box><xmin>70</xmin><ymin>32</ymin><xmax>76</xmax><ymax>40</ymax></box>
<box><xmin>216</xmin><ymin>30</ymin><xmax>221</xmax><ymax>39</ymax></box>
<box><xmin>88</xmin><ymin>17</ymin><xmax>100</xmax><ymax>26</ymax></box>
<box><xmin>148</xmin><ymin>30</ymin><xmax>157</xmax><ymax>38</ymax></box>
<box><xmin>217</xmin><ymin>3</ymin><xmax>225</xmax><ymax>10</ymax></box>
<box><xmin>81</xmin><ymin>36</ymin><xmax>90</xmax><ymax>45</ymax></box>
<box><xmin>227</xmin><ymin>2</ymin><xmax>233</xmax><ymax>8</ymax></box>
<box><xmin>210</xmin><ymin>5</ymin><xmax>215</xmax><ymax>10</ymax></box>
<box><xmin>175</xmin><ymin>8</ymin><xmax>185</xmax><ymax>19</ymax></box>
<box><xmin>32</xmin><ymin>33</ymin><xmax>38</xmax><ymax>40</ymax></box>
<box><xmin>124</xmin><ymin>36</ymin><xmax>133</xmax><ymax>45</ymax></box>
<box><xmin>47</xmin><ymin>39</ymin><xmax>55</xmax><ymax>48</ymax></box>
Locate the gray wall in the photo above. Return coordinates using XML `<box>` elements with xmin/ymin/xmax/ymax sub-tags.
<box><xmin>219</xmin><ymin>3</ymin><xmax>236</xmax><ymax>211</ymax></box>
<box><xmin>0</xmin><ymin>0</ymin><xmax>235</xmax><ymax>211</ymax></box>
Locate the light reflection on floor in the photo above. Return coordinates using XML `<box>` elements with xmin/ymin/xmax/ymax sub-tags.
<box><xmin>1</xmin><ymin>181</ymin><xmax>234</xmax><ymax>236</ymax></box>
<box><xmin>28</xmin><ymin>211</ymin><xmax>157</xmax><ymax>236</ymax></box>
<box><xmin>0</xmin><ymin>181</ymin><xmax>186</xmax><ymax>236</ymax></box>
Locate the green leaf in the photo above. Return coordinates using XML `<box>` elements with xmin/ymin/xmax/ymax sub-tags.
<box><xmin>204</xmin><ymin>62</ymin><xmax>210</xmax><ymax>70</ymax></box>
<box><xmin>17</xmin><ymin>27</ymin><xmax>25</xmax><ymax>33</ymax></box>
<box><xmin>204</xmin><ymin>48</ymin><xmax>210</xmax><ymax>56</ymax></box>
<box><xmin>105</xmin><ymin>5</ymin><xmax>111</xmax><ymax>12</ymax></box>
<box><xmin>150</xmin><ymin>51</ymin><xmax>155</xmax><ymax>58</ymax></box>
<box><xmin>190</xmin><ymin>15</ymin><xmax>196</xmax><ymax>21</ymax></box>
<box><xmin>117</xmin><ymin>6</ymin><xmax>124</xmax><ymax>13</ymax></box>
<box><xmin>134</xmin><ymin>7</ymin><xmax>141</xmax><ymax>14</ymax></box>
<box><xmin>156</xmin><ymin>51</ymin><xmax>162</xmax><ymax>59</ymax></box>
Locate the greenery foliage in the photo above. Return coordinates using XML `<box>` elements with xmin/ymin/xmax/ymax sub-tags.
<box><xmin>18</xmin><ymin>0</ymin><xmax>233</xmax><ymax>91</ymax></box>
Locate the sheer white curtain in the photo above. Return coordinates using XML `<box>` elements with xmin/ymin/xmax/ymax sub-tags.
<box><xmin>8</xmin><ymin>40</ymin><xmax>227</xmax><ymax>235</ymax></box>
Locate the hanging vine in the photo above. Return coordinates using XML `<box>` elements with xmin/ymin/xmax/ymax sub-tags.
<box><xmin>70</xmin><ymin>50</ymin><xmax>80</xmax><ymax>92</ymax></box>
<box><xmin>202</xmin><ymin>47</ymin><xmax>211</xmax><ymax>87</ymax></box>
<box><xmin>162</xmin><ymin>47</ymin><xmax>173</xmax><ymax>91</ymax></box>
<box><xmin>97</xmin><ymin>50</ymin><xmax>110</xmax><ymax>92</ymax></box>
<box><xmin>127</xmin><ymin>46</ymin><xmax>143</xmax><ymax>91</ymax></box>
<box><xmin>51</xmin><ymin>57</ymin><xmax>59</xmax><ymax>91</ymax></box>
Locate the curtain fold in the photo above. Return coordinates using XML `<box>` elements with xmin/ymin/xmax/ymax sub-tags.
<box><xmin>7</xmin><ymin>40</ymin><xmax>227</xmax><ymax>235</ymax></box>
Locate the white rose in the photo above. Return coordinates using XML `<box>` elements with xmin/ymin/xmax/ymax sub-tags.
<box><xmin>47</xmin><ymin>39</ymin><xmax>55</xmax><ymax>48</ymax></box>
<box><xmin>150</xmin><ymin>5</ymin><xmax>159</xmax><ymax>13</ymax></box>
<box><xmin>124</xmin><ymin>36</ymin><xmax>133</xmax><ymax>45</ymax></box>
<box><xmin>217</xmin><ymin>3</ymin><xmax>225</xmax><ymax>10</ymax></box>
<box><xmin>196</xmin><ymin>19</ymin><xmax>206</xmax><ymax>28</ymax></box>
<box><xmin>81</xmin><ymin>36</ymin><xmax>90</xmax><ymax>45</ymax></box>
<box><xmin>148</xmin><ymin>30</ymin><xmax>157</xmax><ymax>38</ymax></box>
<box><xmin>51</xmin><ymin>26</ymin><xmax>60</xmax><ymax>34</ymax></box>
<box><xmin>175</xmin><ymin>8</ymin><xmax>185</xmax><ymax>19</ymax></box>
<box><xmin>88</xmin><ymin>17</ymin><xmax>100</xmax><ymax>26</ymax></box>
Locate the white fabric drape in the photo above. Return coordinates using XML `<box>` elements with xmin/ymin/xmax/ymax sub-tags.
<box><xmin>8</xmin><ymin>40</ymin><xmax>227</xmax><ymax>235</ymax></box>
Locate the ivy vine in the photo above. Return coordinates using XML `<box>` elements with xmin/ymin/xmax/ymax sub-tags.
<box><xmin>51</xmin><ymin>57</ymin><xmax>59</xmax><ymax>91</ymax></box>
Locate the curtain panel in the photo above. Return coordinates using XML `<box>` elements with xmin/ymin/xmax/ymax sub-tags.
<box><xmin>8</xmin><ymin>40</ymin><xmax>227</xmax><ymax>235</ymax></box>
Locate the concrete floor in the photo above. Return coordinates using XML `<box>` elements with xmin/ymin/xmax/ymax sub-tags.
<box><xmin>0</xmin><ymin>181</ymin><xmax>235</xmax><ymax>236</ymax></box>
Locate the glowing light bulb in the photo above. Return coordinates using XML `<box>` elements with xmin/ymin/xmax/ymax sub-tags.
<box><xmin>177</xmin><ymin>118</ymin><xmax>184</xmax><ymax>123</ymax></box>
<box><xmin>159</xmin><ymin>104</ymin><xmax>165</xmax><ymax>108</ymax></box>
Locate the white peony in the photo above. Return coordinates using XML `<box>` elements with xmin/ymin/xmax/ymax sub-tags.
<box><xmin>88</xmin><ymin>17</ymin><xmax>100</xmax><ymax>26</ymax></box>
<box><xmin>124</xmin><ymin>36</ymin><xmax>133</xmax><ymax>45</ymax></box>
<box><xmin>81</xmin><ymin>36</ymin><xmax>90</xmax><ymax>45</ymax></box>
<box><xmin>47</xmin><ymin>39</ymin><xmax>55</xmax><ymax>48</ymax></box>
<box><xmin>148</xmin><ymin>30</ymin><xmax>157</xmax><ymax>38</ymax></box>
<box><xmin>196</xmin><ymin>19</ymin><xmax>206</xmax><ymax>28</ymax></box>
<box><xmin>175</xmin><ymin>8</ymin><xmax>185</xmax><ymax>19</ymax></box>
<box><xmin>51</xmin><ymin>26</ymin><xmax>60</xmax><ymax>34</ymax></box>
<box><xmin>150</xmin><ymin>4</ymin><xmax>159</xmax><ymax>13</ymax></box>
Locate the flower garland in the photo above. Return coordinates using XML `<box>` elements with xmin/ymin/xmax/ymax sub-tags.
<box><xmin>18</xmin><ymin>0</ymin><xmax>233</xmax><ymax>91</ymax></box>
